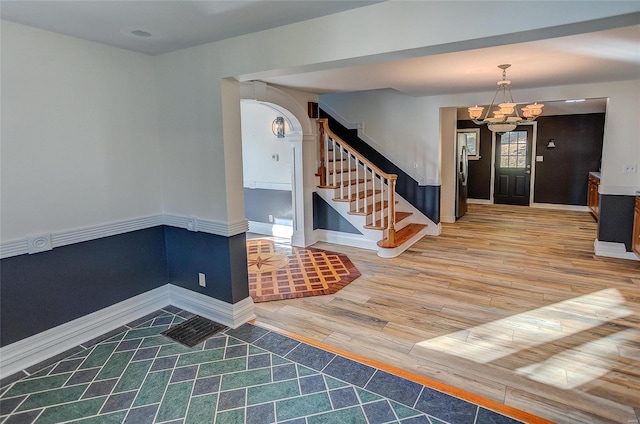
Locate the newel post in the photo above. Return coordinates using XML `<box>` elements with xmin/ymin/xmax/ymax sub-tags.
<box><xmin>387</xmin><ymin>175</ymin><xmax>397</xmax><ymax>244</ymax></box>
<box><xmin>318</xmin><ymin>119</ymin><xmax>327</xmax><ymax>187</ymax></box>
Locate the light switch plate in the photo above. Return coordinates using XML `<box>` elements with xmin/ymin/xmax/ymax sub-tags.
<box><xmin>536</xmin><ymin>156</ymin><xmax>544</xmax><ymax>162</ymax></box>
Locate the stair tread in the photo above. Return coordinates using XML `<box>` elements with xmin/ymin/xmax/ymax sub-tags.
<box><xmin>377</xmin><ymin>223</ymin><xmax>427</xmax><ymax>248</ymax></box>
<box><xmin>333</xmin><ymin>189</ymin><xmax>382</xmax><ymax>202</ymax></box>
<box><xmin>348</xmin><ymin>201</ymin><xmax>389</xmax><ymax>216</ymax></box>
<box><xmin>318</xmin><ymin>178</ymin><xmax>371</xmax><ymax>189</ymax></box>
<box><xmin>364</xmin><ymin>211</ymin><xmax>413</xmax><ymax>229</ymax></box>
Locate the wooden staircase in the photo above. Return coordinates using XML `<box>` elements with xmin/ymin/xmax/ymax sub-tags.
<box><xmin>316</xmin><ymin>119</ymin><xmax>429</xmax><ymax>258</ymax></box>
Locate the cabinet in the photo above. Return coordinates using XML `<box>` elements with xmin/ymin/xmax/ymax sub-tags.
<box><xmin>633</xmin><ymin>196</ymin><xmax>640</xmax><ymax>258</ymax></box>
<box><xmin>587</xmin><ymin>173</ymin><xmax>600</xmax><ymax>221</ymax></box>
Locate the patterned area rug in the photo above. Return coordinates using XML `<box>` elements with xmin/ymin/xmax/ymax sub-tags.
<box><xmin>247</xmin><ymin>239</ymin><xmax>361</xmax><ymax>302</ymax></box>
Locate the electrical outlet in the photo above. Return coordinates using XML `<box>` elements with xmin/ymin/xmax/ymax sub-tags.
<box><xmin>268</xmin><ymin>214</ymin><xmax>274</xmax><ymax>222</ymax></box>
<box><xmin>622</xmin><ymin>163</ymin><xmax>637</xmax><ymax>174</ymax></box>
<box><xmin>198</xmin><ymin>273</ymin><xmax>206</xmax><ymax>287</ymax></box>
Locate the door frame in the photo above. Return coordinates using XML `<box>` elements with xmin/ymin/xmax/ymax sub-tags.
<box><xmin>489</xmin><ymin>121</ymin><xmax>538</xmax><ymax>205</ymax></box>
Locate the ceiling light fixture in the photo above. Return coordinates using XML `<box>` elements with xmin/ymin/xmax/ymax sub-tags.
<box><xmin>468</xmin><ymin>64</ymin><xmax>544</xmax><ymax>133</ymax></box>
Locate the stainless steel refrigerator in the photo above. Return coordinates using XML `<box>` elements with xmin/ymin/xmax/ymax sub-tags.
<box><xmin>455</xmin><ymin>134</ymin><xmax>469</xmax><ymax>219</ymax></box>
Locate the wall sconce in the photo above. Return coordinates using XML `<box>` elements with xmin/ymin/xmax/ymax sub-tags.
<box><xmin>546</xmin><ymin>138</ymin><xmax>556</xmax><ymax>149</ymax></box>
<box><xmin>272</xmin><ymin>117</ymin><xmax>285</xmax><ymax>138</ymax></box>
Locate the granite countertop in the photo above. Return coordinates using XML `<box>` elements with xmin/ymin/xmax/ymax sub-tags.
<box><xmin>589</xmin><ymin>171</ymin><xmax>601</xmax><ymax>179</ymax></box>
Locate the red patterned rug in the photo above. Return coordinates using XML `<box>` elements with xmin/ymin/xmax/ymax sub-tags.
<box><xmin>247</xmin><ymin>238</ymin><xmax>361</xmax><ymax>303</ymax></box>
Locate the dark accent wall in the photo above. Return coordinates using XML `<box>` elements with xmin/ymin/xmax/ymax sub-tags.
<box><xmin>0</xmin><ymin>227</ymin><xmax>168</xmax><ymax>347</ymax></box>
<box><xmin>458</xmin><ymin>113</ymin><xmax>605</xmax><ymax>205</ymax></box>
<box><xmin>320</xmin><ymin>110</ymin><xmax>440</xmax><ymax>224</ymax></box>
<box><xmin>313</xmin><ymin>193</ymin><xmax>361</xmax><ymax>234</ymax></box>
<box><xmin>244</xmin><ymin>188</ymin><xmax>292</xmax><ymax>224</ymax></box>
<box><xmin>164</xmin><ymin>228</ymin><xmax>249</xmax><ymax>304</ymax></box>
<box><xmin>534</xmin><ymin>114</ymin><xmax>605</xmax><ymax>205</ymax></box>
<box><xmin>458</xmin><ymin>121</ymin><xmax>492</xmax><ymax>200</ymax></box>
<box><xmin>598</xmin><ymin>195</ymin><xmax>636</xmax><ymax>251</ymax></box>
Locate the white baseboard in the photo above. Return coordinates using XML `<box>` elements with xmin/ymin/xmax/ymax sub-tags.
<box><xmin>168</xmin><ymin>284</ymin><xmax>255</xmax><ymax>329</ymax></box>
<box><xmin>531</xmin><ymin>203</ymin><xmax>590</xmax><ymax>212</ymax></box>
<box><xmin>313</xmin><ymin>229</ymin><xmax>378</xmax><ymax>251</ymax></box>
<box><xmin>247</xmin><ymin>221</ymin><xmax>293</xmax><ymax>238</ymax></box>
<box><xmin>0</xmin><ymin>285</ymin><xmax>255</xmax><ymax>379</ymax></box>
<box><xmin>594</xmin><ymin>239</ymin><xmax>639</xmax><ymax>261</ymax></box>
<box><xmin>467</xmin><ymin>199</ymin><xmax>492</xmax><ymax>205</ymax></box>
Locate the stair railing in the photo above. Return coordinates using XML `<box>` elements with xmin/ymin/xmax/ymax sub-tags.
<box><xmin>317</xmin><ymin>119</ymin><xmax>397</xmax><ymax>244</ymax></box>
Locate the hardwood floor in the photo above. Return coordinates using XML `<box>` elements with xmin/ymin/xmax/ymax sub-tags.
<box><xmin>253</xmin><ymin>204</ymin><xmax>640</xmax><ymax>424</ymax></box>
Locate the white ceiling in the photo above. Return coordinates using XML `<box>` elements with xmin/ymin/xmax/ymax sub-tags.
<box><xmin>1</xmin><ymin>1</ymin><xmax>639</xmax><ymax>104</ymax></box>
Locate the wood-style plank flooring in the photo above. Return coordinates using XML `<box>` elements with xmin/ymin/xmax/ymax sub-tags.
<box><xmin>253</xmin><ymin>204</ymin><xmax>640</xmax><ymax>424</ymax></box>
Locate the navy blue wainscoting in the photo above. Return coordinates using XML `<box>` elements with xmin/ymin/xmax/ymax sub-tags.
<box><xmin>164</xmin><ymin>227</ymin><xmax>249</xmax><ymax>304</ymax></box>
<box><xmin>313</xmin><ymin>193</ymin><xmax>362</xmax><ymax>234</ymax></box>
<box><xmin>0</xmin><ymin>227</ymin><xmax>168</xmax><ymax>347</ymax></box>
<box><xmin>598</xmin><ymin>194</ymin><xmax>636</xmax><ymax>251</ymax></box>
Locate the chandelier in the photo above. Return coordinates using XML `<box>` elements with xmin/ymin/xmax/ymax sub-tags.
<box><xmin>468</xmin><ymin>64</ymin><xmax>543</xmax><ymax>133</ymax></box>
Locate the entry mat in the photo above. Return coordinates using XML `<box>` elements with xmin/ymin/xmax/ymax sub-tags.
<box><xmin>0</xmin><ymin>306</ymin><xmax>527</xmax><ymax>424</ymax></box>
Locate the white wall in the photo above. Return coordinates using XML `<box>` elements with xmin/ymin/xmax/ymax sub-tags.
<box><xmin>0</xmin><ymin>22</ymin><xmax>162</xmax><ymax>242</ymax></box>
<box><xmin>153</xmin><ymin>2</ymin><xmax>639</xmax><ymax>227</ymax></box>
<box><xmin>241</xmin><ymin>102</ymin><xmax>293</xmax><ymax>190</ymax></box>
<box><xmin>321</xmin><ymin>80</ymin><xmax>640</xmax><ymax>200</ymax></box>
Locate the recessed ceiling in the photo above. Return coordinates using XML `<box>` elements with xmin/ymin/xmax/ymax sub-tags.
<box><xmin>1</xmin><ymin>2</ymin><xmax>638</xmax><ymax>100</ymax></box>
<box><xmin>0</xmin><ymin>0</ymin><xmax>382</xmax><ymax>56</ymax></box>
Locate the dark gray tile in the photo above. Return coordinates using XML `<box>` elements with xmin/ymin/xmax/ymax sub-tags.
<box><xmin>300</xmin><ymin>375</ymin><xmax>326</xmax><ymax>395</ymax></box>
<box><xmin>0</xmin><ymin>395</ymin><xmax>26</xmax><ymax>415</ymax></box>
<box><xmin>123</xmin><ymin>404</ymin><xmax>158</xmax><ymax>424</ymax></box>
<box><xmin>204</xmin><ymin>337</ymin><xmax>226</xmax><ymax>350</ymax></box>
<box><xmin>82</xmin><ymin>378</ymin><xmax>118</xmax><ymax>398</ymax></box>
<box><xmin>150</xmin><ymin>355</ymin><xmax>178</xmax><ymax>371</ymax></box>
<box><xmin>414</xmin><ymin>388</ymin><xmax>478</xmax><ymax>424</ymax></box>
<box><xmin>126</xmin><ymin>310</ymin><xmax>167</xmax><ymax>328</ymax></box>
<box><xmin>65</xmin><ymin>368</ymin><xmax>100</xmax><ymax>386</ymax></box>
<box><xmin>170</xmin><ymin>366</ymin><xmax>198</xmax><ymax>383</ymax></box>
<box><xmin>192</xmin><ymin>376</ymin><xmax>221</xmax><ymax>396</ymax></box>
<box><xmin>329</xmin><ymin>387</ymin><xmax>359</xmax><ymax>409</ymax></box>
<box><xmin>476</xmin><ymin>408</ymin><xmax>524</xmax><ymax>424</ymax></box>
<box><xmin>162</xmin><ymin>305</ymin><xmax>183</xmax><ymax>314</ymax></box>
<box><xmin>24</xmin><ymin>345</ymin><xmax>85</xmax><ymax>375</ymax></box>
<box><xmin>246</xmin><ymin>402</ymin><xmax>275</xmax><ymax>424</ymax></box>
<box><xmin>323</xmin><ymin>356</ymin><xmax>375</xmax><ymax>388</ymax></box>
<box><xmin>363</xmin><ymin>400</ymin><xmax>396</xmax><ymax>424</ymax></box>
<box><xmin>101</xmin><ymin>391</ymin><xmax>137</xmax><ymax>413</ymax></box>
<box><xmin>50</xmin><ymin>358</ymin><xmax>84</xmax><ymax>375</ymax></box>
<box><xmin>81</xmin><ymin>327</ymin><xmax>128</xmax><ymax>349</ymax></box>
<box><xmin>253</xmin><ymin>332</ymin><xmax>299</xmax><ymax>356</ymax></box>
<box><xmin>115</xmin><ymin>339</ymin><xmax>142</xmax><ymax>352</ymax></box>
<box><xmin>272</xmin><ymin>364</ymin><xmax>297</xmax><ymax>382</ymax></box>
<box><xmin>224</xmin><ymin>324</ymin><xmax>269</xmax><ymax>343</ymax></box>
<box><xmin>248</xmin><ymin>353</ymin><xmax>271</xmax><ymax>369</ymax></box>
<box><xmin>0</xmin><ymin>372</ymin><xmax>27</xmax><ymax>389</ymax></box>
<box><xmin>217</xmin><ymin>388</ymin><xmax>246</xmax><ymax>411</ymax></box>
<box><xmin>177</xmin><ymin>310</ymin><xmax>195</xmax><ymax>319</ymax></box>
<box><xmin>366</xmin><ymin>371</ymin><xmax>423</xmax><ymax>407</ymax></box>
<box><xmin>285</xmin><ymin>343</ymin><xmax>335</xmax><ymax>371</ymax></box>
<box><xmin>3</xmin><ymin>409</ymin><xmax>41</xmax><ymax>424</ymax></box>
<box><xmin>224</xmin><ymin>344</ymin><xmax>247</xmax><ymax>359</ymax></box>
<box><xmin>132</xmin><ymin>346</ymin><xmax>160</xmax><ymax>361</ymax></box>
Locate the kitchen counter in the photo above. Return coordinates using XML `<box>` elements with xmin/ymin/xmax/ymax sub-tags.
<box><xmin>589</xmin><ymin>171</ymin><xmax>601</xmax><ymax>179</ymax></box>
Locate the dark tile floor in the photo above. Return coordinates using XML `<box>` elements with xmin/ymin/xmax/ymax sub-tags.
<box><xmin>0</xmin><ymin>306</ymin><xmax>524</xmax><ymax>423</ymax></box>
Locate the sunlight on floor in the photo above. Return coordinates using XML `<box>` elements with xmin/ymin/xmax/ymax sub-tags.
<box><xmin>414</xmin><ymin>289</ymin><xmax>633</xmax><ymax>382</ymax></box>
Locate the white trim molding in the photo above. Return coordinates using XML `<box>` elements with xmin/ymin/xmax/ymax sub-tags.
<box><xmin>247</xmin><ymin>221</ymin><xmax>293</xmax><ymax>238</ymax></box>
<box><xmin>598</xmin><ymin>185</ymin><xmax>640</xmax><ymax>196</ymax></box>
<box><xmin>594</xmin><ymin>239</ymin><xmax>639</xmax><ymax>261</ymax></box>
<box><xmin>0</xmin><ymin>284</ymin><xmax>256</xmax><ymax>379</ymax></box>
<box><xmin>467</xmin><ymin>199</ymin><xmax>492</xmax><ymax>205</ymax></box>
<box><xmin>1</xmin><ymin>214</ymin><xmax>250</xmax><ymax>259</ymax></box>
<box><xmin>313</xmin><ymin>229</ymin><xmax>378</xmax><ymax>251</ymax></box>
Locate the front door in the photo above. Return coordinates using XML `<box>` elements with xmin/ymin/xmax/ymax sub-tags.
<box><xmin>494</xmin><ymin>126</ymin><xmax>532</xmax><ymax>206</ymax></box>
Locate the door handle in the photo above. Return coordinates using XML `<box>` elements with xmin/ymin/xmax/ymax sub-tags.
<box><xmin>525</xmin><ymin>170</ymin><xmax>531</xmax><ymax>174</ymax></box>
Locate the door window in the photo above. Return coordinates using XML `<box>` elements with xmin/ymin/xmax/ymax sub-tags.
<box><xmin>499</xmin><ymin>131</ymin><xmax>528</xmax><ymax>168</ymax></box>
